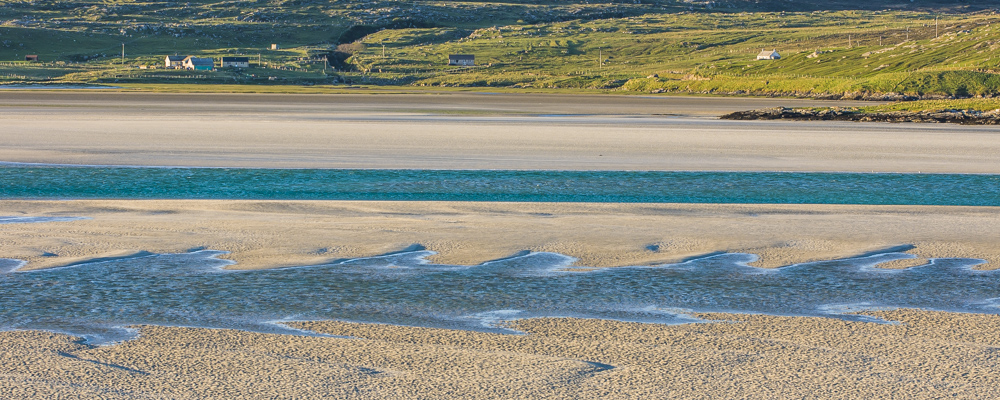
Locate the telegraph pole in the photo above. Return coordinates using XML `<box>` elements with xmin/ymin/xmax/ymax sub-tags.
<box><xmin>121</xmin><ymin>43</ymin><xmax>125</xmax><ymax>68</ymax></box>
<box><xmin>935</xmin><ymin>16</ymin><xmax>939</xmax><ymax>38</ymax></box>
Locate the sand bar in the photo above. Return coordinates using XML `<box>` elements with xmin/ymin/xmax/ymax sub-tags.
<box><xmin>2</xmin><ymin>200</ymin><xmax>998</xmax><ymax>271</ymax></box>
<box><xmin>2</xmin><ymin>91</ymin><xmax>999</xmax><ymax>172</ymax></box>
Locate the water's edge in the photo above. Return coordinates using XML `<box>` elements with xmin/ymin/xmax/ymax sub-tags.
<box><xmin>1</xmin><ymin>248</ymin><xmax>992</xmax><ymax>345</ymax></box>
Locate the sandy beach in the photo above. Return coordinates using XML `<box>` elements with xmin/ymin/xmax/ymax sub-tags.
<box><xmin>1</xmin><ymin>91</ymin><xmax>998</xmax><ymax>173</ymax></box>
<box><xmin>2</xmin><ymin>92</ymin><xmax>999</xmax><ymax>398</ymax></box>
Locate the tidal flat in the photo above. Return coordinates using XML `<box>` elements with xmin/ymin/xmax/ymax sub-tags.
<box><xmin>2</xmin><ymin>92</ymin><xmax>999</xmax><ymax>398</ymax></box>
<box><xmin>1</xmin><ymin>91</ymin><xmax>998</xmax><ymax>173</ymax></box>
<box><xmin>2</xmin><ymin>200</ymin><xmax>1000</xmax><ymax>398</ymax></box>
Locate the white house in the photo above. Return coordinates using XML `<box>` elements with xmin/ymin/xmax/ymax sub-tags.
<box><xmin>221</xmin><ymin>56</ymin><xmax>250</xmax><ymax>68</ymax></box>
<box><xmin>756</xmin><ymin>49</ymin><xmax>781</xmax><ymax>60</ymax></box>
<box><xmin>448</xmin><ymin>54</ymin><xmax>475</xmax><ymax>66</ymax></box>
<box><xmin>165</xmin><ymin>55</ymin><xmax>186</xmax><ymax>68</ymax></box>
<box><xmin>182</xmin><ymin>56</ymin><xmax>214</xmax><ymax>70</ymax></box>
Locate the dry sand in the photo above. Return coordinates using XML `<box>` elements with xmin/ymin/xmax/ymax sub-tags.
<box><xmin>2</xmin><ymin>200</ymin><xmax>999</xmax><ymax>271</ymax></box>
<box><xmin>1</xmin><ymin>91</ymin><xmax>998</xmax><ymax>172</ymax></box>
<box><xmin>2</xmin><ymin>310</ymin><xmax>999</xmax><ymax>399</ymax></box>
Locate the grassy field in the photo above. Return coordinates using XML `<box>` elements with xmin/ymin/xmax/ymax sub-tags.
<box><xmin>860</xmin><ymin>98</ymin><xmax>1000</xmax><ymax>112</ymax></box>
<box><xmin>357</xmin><ymin>11</ymin><xmax>1000</xmax><ymax>98</ymax></box>
<box><xmin>1</xmin><ymin>1</ymin><xmax>999</xmax><ymax>101</ymax></box>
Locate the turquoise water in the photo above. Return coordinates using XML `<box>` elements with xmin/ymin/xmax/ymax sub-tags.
<box><xmin>0</xmin><ymin>250</ymin><xmax>993</xmax><ymax>344</ymax></box>
<box><xmin>1</xmin><ymin>166</ymin><xmax>998</xmax><ymax>205</ymax></box>
<box><xmin>3</xmin><ymin>166</ymin><xmax>1000</xmax><ymax>342</ymax></box>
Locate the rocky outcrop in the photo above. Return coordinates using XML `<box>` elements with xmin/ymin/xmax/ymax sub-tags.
<box><xmin>721</xmin><ymin>107</ymin><xmax>1000</xmax><ymax>125</ymax></box>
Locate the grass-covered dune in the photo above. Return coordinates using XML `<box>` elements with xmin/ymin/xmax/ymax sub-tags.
<box><xmin>722</xmin><ymin>98</ymin><xmax>1000</xmax><ymax>124</ymax></box>
<box><xmin>1</xmin><ymin>0</ymin><xmax>999</xmax><ymax>100</ymax></box>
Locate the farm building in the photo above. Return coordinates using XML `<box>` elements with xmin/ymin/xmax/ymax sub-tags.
<box><xmin>448</xmin><ymin>54</ymin><xmax>475</xmax><ymax>66</ymax></box>
<box><xmin>182</xmin><ymin>56</ymin><xmax>214</xmax><ymax>70</ymax></box>
<box><xmin>165</xmin><ymin>55</ymin><xmax>186</xmax><ymax>68</ymax></box>
<box><xmin>24</xmin><ymin>55</ymin><xmax>38</xmax><ymax>62</ymax></box>
<box><xmin>756</xmin><ymin>49</ymin><xmax>781</xmax><ymax>60</ymax></box>
<box><xmin>221</xmin><ymin>57</ymin><xmax>250</xmax><ymax>68</ymax></box>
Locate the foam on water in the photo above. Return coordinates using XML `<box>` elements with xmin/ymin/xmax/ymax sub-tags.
<box><xmin>0</xmin><ymin>249</ymin><xmax>995</xmax><ymax>344</ymax></box>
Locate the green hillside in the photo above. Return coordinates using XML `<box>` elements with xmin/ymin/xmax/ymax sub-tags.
<box><xmin>1</xmin><ymin>0</ymin><xmax>999</xmax><ymax>99</ymax></box>
<box><xmin>357</xmin><ymin>11</ymin><xmax>1000</xmax><ymax>98</ymax></box>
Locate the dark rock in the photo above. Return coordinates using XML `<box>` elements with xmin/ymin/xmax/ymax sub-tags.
<box><xmin>720</xmin><ymin>107</ymin><xmax>1000</xmax><ymax>125</ymax></box>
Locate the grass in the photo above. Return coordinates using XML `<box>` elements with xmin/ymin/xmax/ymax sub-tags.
<box><xmin>1</xmin><ymin>0</ymin><xmax>1000</xmax><ymax>104</ymax></box>
<box><xmin>860</xmin><ymin>98</ymin><xmax>1000</xmax><ymax>112</ymax></box>
<box><xmin>353</xmin><ymin>11</ymin><xmax>1000</xmax><ymax>97</ymax></box>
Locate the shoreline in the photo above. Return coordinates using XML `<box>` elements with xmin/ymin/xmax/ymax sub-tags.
<box><xmin>7</xmin><ymin>161</ymin><xmax>1000</xmax><ymax>175</ymax></box>
<box><xmin>2</xmin><ymin>199</ymin><xmax>999</xmax><ymax>271</ymax></box>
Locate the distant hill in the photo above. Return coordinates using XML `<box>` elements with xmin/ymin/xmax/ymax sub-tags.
<box><xmin>0</xmin><ymin>0</ymin><xmax>998</xmax><ymax>97</ymax></box>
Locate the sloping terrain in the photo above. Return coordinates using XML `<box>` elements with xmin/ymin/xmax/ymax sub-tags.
<box><xmin>0</xmin><ymin>0</ymin><xmax>998</xmax><ymax>97</ymax></box>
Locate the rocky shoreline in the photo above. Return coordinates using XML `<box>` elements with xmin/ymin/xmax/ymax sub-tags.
<box><xmin>721</xmin><ymin>107</ymin><xmax>1000</xmax><ymax>125</ymax></box>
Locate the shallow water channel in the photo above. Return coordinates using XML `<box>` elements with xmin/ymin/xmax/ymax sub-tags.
<box><xmin>0</xmin><ymin>250</ymin><xmax>994</xmax><ymax>344</ymax></box>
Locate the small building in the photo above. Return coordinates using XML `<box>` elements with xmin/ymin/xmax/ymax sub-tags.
<box><xmin>270</xmin><ymin>44</ymin><xmax>279</xmax><ymax>50</ymax></box>
<box><xmin>182</xmin><ymin>56</ymin><xmax>214</xmax><ymax>71</ymax></box>
<box><xmin>25</xmin><ymin>55</ymin><xmax>38</xmax><ymax>62</ymax></box>
<box><xmin>448</xmin><ymin>54</ymin><xmax>475</xmax><ymax>66</ymax></box>
<box><xmin>221</xmin><ymin>56</ymin><xmax>250</xmax><ymax>68</ymax></box>
<box><xmin>165</xmin><ymin>55</ymin><xmax>186</xmax><ymax>68</ymax></box>
<box><xmin>756</xmin><ymin>49</ymin><xmax>781</xmax><ymax>60</ymax></box>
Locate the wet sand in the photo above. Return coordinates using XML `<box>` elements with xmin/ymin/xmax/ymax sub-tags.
<box><xmin>2</xmin><ymin>200</ymin><xmax>999</xmax><ymax>271</ymax></box>
<box><xmin>3</xmin><ymin>203</ymin><xmax>1000</xmax><ymax>398</ymax></box>
<box><xmin>1</xmin><ymin>91</ymin><xmax>999</xmax><ymax>172</ymax></box>
<box><xmin>2</xmin><ymin>310</ymin><xmax>999</xmax><ymax>399</ymax></box>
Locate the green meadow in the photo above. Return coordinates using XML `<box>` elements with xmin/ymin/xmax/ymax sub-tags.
<box><xmin>2</xmin><ymin>0</ymin><xmax>999</xmax><ymax>104</ymax></box>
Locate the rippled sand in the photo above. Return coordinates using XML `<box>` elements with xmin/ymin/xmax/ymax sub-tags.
<box><xmin>2</xmin><ymin>200</ymin><xmax>998</xmax><ymax>271</ymax></box>
<box><xmin>3</xmin><ymin>200</ymin><xmax>1000</xmax><ymax>397</ymax></box>
<box><xmin>2</xmin><ymin>310</ymin><xmax>998</xmax><ymax>399</ymax></box>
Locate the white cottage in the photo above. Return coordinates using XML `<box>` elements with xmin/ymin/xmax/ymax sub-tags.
<box><xmin>165</xmin><ymin>55</ymin><xmax>186</xmax><ymax>68</ymax></box>
<box><xmin>756</xmin><ymin>49</ymin><xmax>781</xmax><ymax>60</ymax></box>
<box><xmin>221</xmin><ymin>56</ymin><xmax>250</xmax><ymax>68</ymax></box>
<box><xmin>182</xmin><ymin>56</ymin><xmax>214</xmax><ymax>70</ymax></box>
